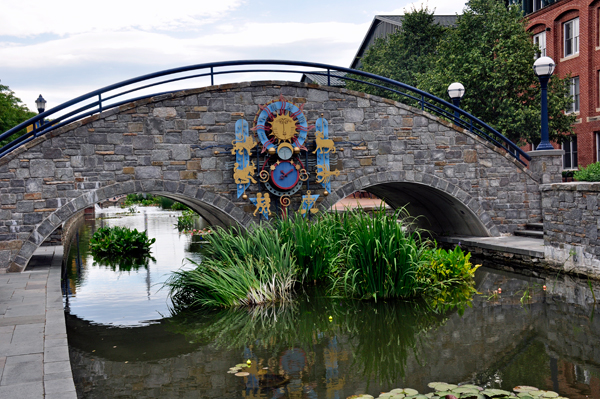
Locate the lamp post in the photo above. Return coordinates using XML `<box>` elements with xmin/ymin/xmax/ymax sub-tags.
<box><xmin>533</xmin><ymin>56</ymin><xmax>556</xmax><ymax>150</ymax></box>
<box><xmin>35</xmin><ymin>95</ymin><xmax>46</xmax><ymax>130</ymax></box>
<box><xmin>447</xmin><ymin>82</ymin><xmax>465</xmax><ymax>125</ymax></box>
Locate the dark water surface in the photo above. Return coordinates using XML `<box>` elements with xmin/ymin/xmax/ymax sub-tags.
<box><xmin>63</xmin><ymin>207</ymin><xmax>600</xmax><ymax>399</ymax></box>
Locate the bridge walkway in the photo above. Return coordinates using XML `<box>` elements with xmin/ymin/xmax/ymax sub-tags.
<box><xmin>0</xmin><ymin>246</ymin><xmax>76</xmax><ymax>399</ymax></box>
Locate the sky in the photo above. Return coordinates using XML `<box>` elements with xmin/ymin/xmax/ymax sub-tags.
<box><xmin>0</xmin><ymin>0</ymin><xmax>467</xmax><ymax>115</ymax></box>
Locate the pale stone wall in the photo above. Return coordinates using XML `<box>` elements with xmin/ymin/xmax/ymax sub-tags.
<box><xmin>541</xmin><ymin>182</ymin><xmax>600</xmax><ymax>278</ymax></box>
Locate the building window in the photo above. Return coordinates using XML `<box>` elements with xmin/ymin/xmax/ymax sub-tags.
<box><xmin>533</xmin><ymin>31</ymin><xmax>546</xmax><ymax>59</ymax></box>
<box><xmin>596</xmin><ymin>132</ymin><xmax>600</xmax><ymax>162</ymax></box>
<box><xmin>533</xmin><ymin>0</ymin><xmax>542</xmax><ymax>12</ymax></box>
<box><xmin>564</xmin><ymin>17</ymin><xmax>579</xmax><ymax>57</ymax></box>
<box><xmin>562</xmin><ymin>137</ymin><xmax>578</xmax><ymax>169</ymax></box>
<box><xmin>568</xmin><ymin>77</ymin><xmax>580</xmax><ymax>113</ymax></box>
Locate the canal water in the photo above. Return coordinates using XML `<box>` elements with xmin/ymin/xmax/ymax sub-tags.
<box><xmin>63</xmin><ymin>206</ymin><xmax>600</xmax><ymax>399</ymax></box>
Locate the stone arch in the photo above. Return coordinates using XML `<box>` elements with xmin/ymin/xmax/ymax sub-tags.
<box><xmin>9</xmin><ymin>180</ymin><xmax>248</xmax><ymax>272</ymax></box>
<box><xmin>325</xmin><ymin>171</ymin><xmax>497</xmax><ymax>237</ymax></box>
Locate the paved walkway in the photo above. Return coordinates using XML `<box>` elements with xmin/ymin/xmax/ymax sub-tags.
<box><xmin>438</xmin><ymin>235</ymin><xmax>545</xmax><ymax>257</ymax></box>
<box><xmin>0</xmin><ymin>246</ymin><xmax>76</xmax><ymax>399</ymax></box>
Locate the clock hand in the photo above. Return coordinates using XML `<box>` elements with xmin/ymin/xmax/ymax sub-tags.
<box><xmin>280</xmin><ymin>169</ymin><xmax>293</xmax><ymax>179</ymax></box>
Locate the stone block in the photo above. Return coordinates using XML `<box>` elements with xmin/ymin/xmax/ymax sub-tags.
<box><xmin>30</xmin><ymin>160</ymin><xmax>55</xmax><ymax>178</ymax></box>
<box><xmin>135</xmin><ymin>166</ymin><xmax>162</xmax><ymax>180</ymax></box>
<box><xmin>153</xmin><ymin>107</ymin><xmax>177</xmax><ymax>118</ymax></box>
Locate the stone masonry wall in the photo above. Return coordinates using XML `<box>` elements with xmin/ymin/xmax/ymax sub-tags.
<box><xmin>541</xmin><ymin>182</ymin><xmax>600</xmax><ymax>278</ymax></box>
<box><xmin>0</xmin><ymin>81</ymin><xmax>541</xmax><ymax>271</ymax></box>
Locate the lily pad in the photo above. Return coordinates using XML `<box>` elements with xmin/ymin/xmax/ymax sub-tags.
<box><xmin>235</xmin><ymin>364</ymin><xmax>245</xmax><ymax>368</ymax></box>
<box><xmin>459</xmin><ymin>385</ymin><xmax>484</xmax><ymax>391</ymax></box>
<box><xmin>425</xmin><ymin>394</ymin><xmax>436</xmax><ymax>398</ymax></box>
<box><xmin>390</xmin><ymin>389</ymin><xmax>405</xmax><ymax>394</ymax></box>
<box><xmin>407</xmin><ymin>395</ymin><xmax>429</xmax><ymax>399</ymax></box>
<box><xmin>235</xmin><ymin>372</ymin><xmax>249</xmax><ymax>377</ymax></box>
<box><xmin>513</xmin><ymin>387</ymin><xmax>539</xmax><ymax>393</ymax></box>
<box><xmin>453</xmin><ymin>388</ymin><xmax>480</xmax><ymax>395</ymax></box>
<box><xmin>403</xmin><ymin>389</ymin><xmax>420</xmax><ymax>396</ymax></box>
<box><xmin>435</xmin><ymin>391</ymin><xmax>455</xmax><ymax>397</ymax></box>
<box><xmin>540</xmin><ymin>392</ymin><xmax>558</xmax><ymax>398</ymax></box>
<box><xmin>226</xmin><ymin>370</ymin><xmax>238</xmax><ymax>374</ymax></box>
<box><xmin>482</xmin><ymin>390</ymin><xmax>512</xmax><ymax>398</ymax></box>
<box><xmin>430</xmin><ymin>383</ymin><xmax>459</xmax><ymax>391</ymax></box>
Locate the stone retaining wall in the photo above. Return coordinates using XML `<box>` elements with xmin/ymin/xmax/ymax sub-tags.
<box><xmin>541</xmin><ymin>182</ymin><xmax>600</xmax><ymax>278</ymax></box>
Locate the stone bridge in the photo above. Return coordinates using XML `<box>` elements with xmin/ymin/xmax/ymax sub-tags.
<box><xmin>0</xmin><ymin>81</ymin><xmax>546</xmax><ymax>272</ymax></box>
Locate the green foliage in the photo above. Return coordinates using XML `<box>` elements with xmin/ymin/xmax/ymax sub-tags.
<box><xmin>89</xmin><ymin>226</ymin><xmax>155</xmax><ymax>259</ymax></box>
<box><xmin>0</xmin><ymin>82</ymin><xmax>37</xmax><ymax>146</ymax></box>
<box><xmin>417</xmin><ymin>245</ymin><xmax>480</xmax><ymax>314</ymax></box>
<box><xmin>276</xmin><ymin>212</ymin><xmax>345</xmax><ymax>282</ymax></box>
<box><xmin>122</xmin><ymin>193</ymin><xmax>159</xmax><ymax>207</ymax></box>
<box><xmin>176</xmin><ymin>209</ymin><xmax>197</xmax><ymax>230</ymax></box>
<box><xmin>331</xmin><ymin>207</ymin><xmax>427</xmax><ymax>300</ymax></box>
<box><xmin>348</xmin><ymin>0</ymin><xmax>575</xmax><ymax>145</ymax></box>
<box><xmin>166</xmin><ymin>225</ymin><xmax>297</xmax><ymax>309</ymax></box>
<box><xmin>574</xmin><ymin>162</ymin><xmax>600</xmax><ymax>182</ymax></box>
<box><xmin>418</xmin><ymin>0</ymin><xmax>575</xmax><ymax>145</ymax></box>
<box><xmin>346</xmin><ymin>5</ymin><xmax>446</xmax><ymax>104</ymax></box>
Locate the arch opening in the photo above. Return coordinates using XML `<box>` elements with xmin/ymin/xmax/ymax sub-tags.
<box><xmin>354</xmin><ymin>182</ymin><xmax>489</xmax><ymax>237</ymax></box>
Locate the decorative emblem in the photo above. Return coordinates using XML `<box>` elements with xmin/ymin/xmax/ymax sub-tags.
<box><xmin>232</xmin><ymin>95</ymin><xmax>340</xmax><ymax>218</ymax></box>
<box><xmin>250</xmin><ymin>193</ymin><xmax>272</xmax><ymax>220</ymax></box>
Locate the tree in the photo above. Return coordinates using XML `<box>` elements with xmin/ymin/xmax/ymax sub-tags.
<box><xmin>417</xmin><ymin>0</ymin><xmax>574</xmax><ymax>144</ymax></box>
<box><xmin>0</xmin><ymin>82</ymin><xmax>36</xmax><ymax>147</ymax></box>
<box><xmin>346</xmin><ymin>6</ymin><xmax>447</xmax><ymax>103</ymax></box>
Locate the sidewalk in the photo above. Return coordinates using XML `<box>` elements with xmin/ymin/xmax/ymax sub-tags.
<box><xmin>0</xmin><ymin>246</ymin><xmax>76</xmax><ymax>399</ymax></box>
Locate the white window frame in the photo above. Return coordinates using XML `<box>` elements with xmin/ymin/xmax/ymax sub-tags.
<box><xmin>533</xmin><ymin>31</ymin><xmax>546</xmax><ymax>59</ymax></box>
<box><xmin>533</xmin><ymin>0</ymin><xmax>543</xmax><ymax>12</ymax></box>
<box><xmin>564</xmin><ymin>17</ymin><xmax>580</xmax><ymax>57</ymax></box>
<box><xmin>596</xmin><ymin>132</ymin><xmax>600</xmax><ymax>163</ymax></box>
<box><xmin>568</xmin><ymin>76</ymin><xmax>580</xmax><ymax>113</ymax></box>
<box><xmin>562</xmin><ymin>137</ymin><xmax>578</xmax><ymax>170</ymax></box>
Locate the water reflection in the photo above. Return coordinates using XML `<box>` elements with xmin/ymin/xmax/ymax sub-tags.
<box><xmin>63</xmin><ymin>207</ymin><xmax>600</xmax><ymax>399</ymax></box>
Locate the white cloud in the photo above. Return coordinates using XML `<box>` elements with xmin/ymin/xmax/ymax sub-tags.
<box><xmin>378</xmin><ymin>0</ymin><xmax>466</xmax><ymax>15</ymax></box>
<box><xmin>0</xmin><ymin>0</ymin><xmax>244</xmax><ymax>37</ymax></box>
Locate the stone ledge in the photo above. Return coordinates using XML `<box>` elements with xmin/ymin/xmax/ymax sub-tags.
<box><xmin>540</xmin><ymin>182</ymin><xmax>600</xmax><ymax>192</ymax></box>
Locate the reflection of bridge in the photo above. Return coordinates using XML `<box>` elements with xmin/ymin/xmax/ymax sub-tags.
<box><xmin>0</xmin><ymin>61</ymin><xmax>558</xmax><ymax>272</ymax></box>
<box><xmin>65</xmin><ymin>268</ymin><xmax>600</xmax><ymax>399</ymax></box>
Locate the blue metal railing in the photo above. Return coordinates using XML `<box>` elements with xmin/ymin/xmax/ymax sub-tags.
<box><xmin>0</xmin><ymin>60</ymin><xmax>531</xmax><ymax>164</ymax></box>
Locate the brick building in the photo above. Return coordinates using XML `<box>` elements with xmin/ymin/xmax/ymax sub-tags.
<box><xmin>518</xmin><ymin>0</ymin><xmax>600</xmax><ymax>169</ymax></box>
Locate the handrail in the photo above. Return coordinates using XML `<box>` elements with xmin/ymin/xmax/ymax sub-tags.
<box><xmin>0</xmin><ymin>60</ymin><xmax>531</xmax><ymax>164</ymax></box>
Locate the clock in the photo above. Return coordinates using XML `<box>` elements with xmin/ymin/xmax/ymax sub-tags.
<box><xmin>271</xmin><ymin>161</ymin><xmax>300</xmax><ymax>191</ymax></box>
<box><xmin>277</xmin><ymin>143</ymin><xmax>293</xmax><ymax>160</ymax></box>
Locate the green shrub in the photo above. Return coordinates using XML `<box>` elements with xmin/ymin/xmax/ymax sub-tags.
<box><xmin>176</xmin><ymin>209</ymin><xmax>197</xmax><ymax>230</ymax></box>
<box><xmin>89</xmin><ymin>226</ymin><xmax>155</xmax><ymax>258</ymax></box>
<box><xmin>171</xmin><ymin>202</ymin><xmax>188</xmax><ymax>211</ymax></box>
<box><xmin>416</xmin><ymin>245</ymin><xmax>479</xmax><ymax>314</ymax></box>
<box><xmin>574</xmin><ymin>162</ymin><xmax>600</xmax><ymax>182</ymax></box>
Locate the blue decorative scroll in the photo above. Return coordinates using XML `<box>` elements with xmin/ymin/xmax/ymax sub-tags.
<box><xmin>315</xmin><ymin>116</ymin><xmax>332</xmax><ymax>193</ymax></box>
<box><xmin>299</xmin><ymin>192</ymin><xmax>319</xmax><ymax>218</ymax></box>
<box><xmin>233</xmin><ymin>119</ymin><xmax>251</xmax><ymax>198</ymax></box>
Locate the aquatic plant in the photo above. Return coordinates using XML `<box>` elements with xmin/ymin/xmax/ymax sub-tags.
<box><xmin>176</xmin><ymin>209</ymin><xmax>197</xmax><ymax>230</ymax></box>
<box><xmin>417</xmin><ymin>246</ymin><xmax>480</xmax><ymax>314</ymax></box>
<box><xmin>89</xmin><ymin>226</ymin><xmax>155</xmax><ymax>258</ymax></box>
<box><xmin>166</xmin><ymin>224</ymin><xmax>297</xmax><ymax>308</ymax></box>
<box><xmin>331</xmin><ymin>207</ymin><xmax>428</xmax><ymax>301</ymax></box>
<box><xmin>276</xmin><ymin>212</ymin><xmax>345</xmax><ymax>282</ymax></box>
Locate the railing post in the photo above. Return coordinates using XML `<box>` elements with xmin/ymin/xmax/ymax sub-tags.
<box><xmin>327</xmin><ymin>69</ymin><xmax>331</xmax><ymax>86</ymax></box>
<box><xmin>420</xmin><ymin>96</ymin><xmax>424</xmax><ymax>111</ymax></box>
<box><xmin>210</xmin><ymin>67</ymin><xmax>214</xmax><ymax>86</ymax></box>
<box><xmin>98</xmin><ymin>94</ymin><xmax>103</xmax><ymax>114</ymax></box>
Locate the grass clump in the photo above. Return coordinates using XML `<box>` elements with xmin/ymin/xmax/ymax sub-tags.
<box><xmin>166</xmin><ymin>225</ymin><xmax>296</xmax><ymax>309</ymax></box>
<box><xmin>332</xmin><ymin>208</ymin><xmax>426</xmax><ymax>301</ymax></box>
<box><xmin>166</xmin><ymin>206</ymin><xmax>479</xmax><ymax>309</ymax></box>
<box><xmin>574</xmin><ymin>162</ymin><xmax>600</xmax><ymax>182</ymax></box>
<box><xmin>176</xmin><ymin>208</ymin><xmax>197</xmax><ymax>230</ymax></box>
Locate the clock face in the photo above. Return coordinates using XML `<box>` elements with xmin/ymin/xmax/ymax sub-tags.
<box><xmin>277</xmin><ymin>144</ymin><xmax>293</xmax><ymax>160</ymax></box>
<box><xmin>271</xmin><ymin>161</ymin><xmax>300</xmax><ymax>191</ymax></box>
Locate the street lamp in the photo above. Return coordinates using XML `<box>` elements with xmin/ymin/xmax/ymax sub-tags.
<box><xmin>533</xmin><ymin>56</ymin><xmax>556</xmax><ymax>150</ymax></box>
<box><xmin>447</xmin><ymin>82</ymin><xmax>465</xmax><ymax>125</ymax></box>
<box><xmin>35</xmin><ymin>94</ymin><xmax>46</xmax><ymax>130</ymax></box>
<box><xmin>35</xmin><ymin>94</ymin><xmax>46</xmax><ymax>114</ymax></box>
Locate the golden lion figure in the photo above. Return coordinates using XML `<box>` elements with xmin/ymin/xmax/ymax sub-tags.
<box><xmin>313</xmin><ymin>131</ymin><xmax>336</xmax><ymax>155</ymax></box>
<box><xmin>253</xmin><ymin>192</ymin><xmax>271</xmax><ymax>217</ymax></box>
<box><xmin>231</xmin><ymin>135</ymin><xmax>257</xmax><ymax>156</ymax></box>
<box><xmin>234</xmin><ymin>162</ymin><xmax>257</xmax><ymax>184</ymax></box>
<box><xmin>316</xmin><ymin>164</ymin><xmax>340</xmax><ymax>184</ymax></box>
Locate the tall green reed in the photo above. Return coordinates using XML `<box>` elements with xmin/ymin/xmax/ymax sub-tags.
<box><xmin>166</xmin><ymin>224</ymin><xmax>297</xmax><ymax>309</ymax></box>
<box><xmin>331</xmin><ymin>206</ymin><xmax>429</xmax><ymax>301</ymax></box>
